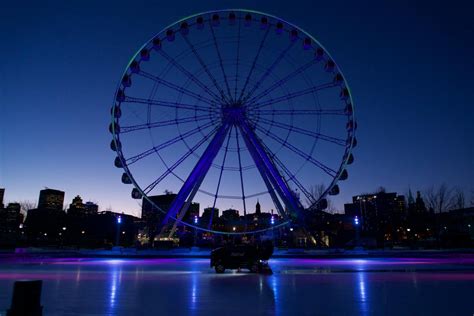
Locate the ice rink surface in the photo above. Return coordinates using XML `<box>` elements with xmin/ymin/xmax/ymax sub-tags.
<box><xmin>1</xmin><ymin>256</ymin><xmax>474</xmax><ymax>315</ymax></box>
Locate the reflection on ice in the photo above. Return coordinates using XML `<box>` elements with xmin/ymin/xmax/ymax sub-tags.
<box><xmin>108</xmin><ymin>265</ymin><xmax>121</xmax><ymax>314</ymax></box>
<box><xmin>0</xmin><ymin>257</ymin><xmax>473</xmax><ymax>315</ymax></box>
<box><xmin>269</xmin><ymin>275</ymin><xmax>280</xmax><ymax>316</ymax></box>
<box><xmin>190</xmin><ymin>272</ymin><xmax>198</xmax><ymax>313</ymax></box>
<box><xmin>357</xmin><ymin>272</ymin><xmax>368</xmax><ymax>315</ymax></box>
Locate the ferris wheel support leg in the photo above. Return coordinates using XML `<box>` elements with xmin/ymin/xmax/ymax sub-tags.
<box><xmin>255</xmin><ymin>163</ymin><xmax>286</xmax><ymax>218</ymax></box>
<box><xmin>160</xmin><ymin>123</ymin><xmax>231</xmax><ymax>236</ymax></box>
<box><xmin>240</xmin><ymin>135</ymin><xmax>289</xmax><ymax>219</ymax></box>
<box><xmin>237</xmin><ymin>126</ymin><xmax>286</xmax><ymax>218</ymax></box>
<box><xmin>166</xmin><ymin>197</ymin><xmax>195</xmax><ymax>239</ymax></box>
<box><xmin>239</xmin><ymin>120</ymin><xmax>304</xmax><ymax>219</ymax></box>
<box><xmin>166</xmin><ymin>150</ymin><xmax>216</xmax><ymax>238</ymax></box>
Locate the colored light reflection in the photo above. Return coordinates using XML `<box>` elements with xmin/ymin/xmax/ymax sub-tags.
<box><xmin>0</xmin><ymin>256</ymin><xmax>474</xmax><ymax>315</ymax></box>
<box><xmin>269</xmin><ymin>275</ymin><xmax>280</xmax><ymax>316</ymax></box>
<box><xmin>108</xmin><ymin>265</ymin><xmax>122</xmax><ymax>314</ymax></box>
<box><xmin>357</xmin><ymin>272</ymin><xmax>369</xmax><ymax>316</ymax></box>
<box><xmin>190</xmin><ymin>272</ymin><xmax>198</xmax><ymax>313</ymax></box>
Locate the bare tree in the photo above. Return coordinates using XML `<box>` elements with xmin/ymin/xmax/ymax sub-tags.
<box><xmin>307</xmin><ymin>184</ymin><xmax>325</xmax><ymax>203</ymax></box>
<box><xmin>306</xmin><ymin>184</ymin><xmax>335</xmax><ymax>212</ymax></box>
<box><xmin>471</xmin><ymin>189</ymin><xmax>474</xmax><ymax>207</ymax></box>
<box><xmin>451</xmin><ymin>187</ymin><xmax>465</xmax><ymax>210</ymax></box>
<box><xmin>18</xmin><ymin>200</ymin><xmax>37</xmax><ymax>215</ymax></box>
<box><xmin>424</xmin><ymin>184</ymin><xmax>455</xmax><ymax>213</ymax></box>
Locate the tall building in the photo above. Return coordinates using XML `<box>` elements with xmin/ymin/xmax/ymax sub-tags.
<box><xmin>344</xmin><ymin>191</ymin><xmax>406</xmax><ymax>245</ymax></box>
<box><xmin>255</xmin><ymin>200</ymin><xmax>261</xmax><ymax>215</ymax></box>
<box><xmin>4</xmin><ymin>203</ymin><xmax>22</xmax><ymax>225</ymax></box>
<box><xmin>0</xmin><ymin>188</ymin><xmax>5</xmax><ymax>209</ymax></box>
<box><xmin>201</xmin><ymin>207</ymin><xmax>220</xmax><ymax>229</ymax></box>
<box><xmin>221</xmin><ymin>209</ymin><xmax>240</xmax><ymax>221</ymax></box>
<box><xmin>38</xmin><ymin>189</ymin><xmax>65</xmax><ymax>210</ymax></box>
<box><xmin>142</xmin><ymin>193</ymin><xmax>199</xmax><ymax>241</ymax></box>
<box><xmin>202</xmin><ymin>207</ymin><xmax>219</xmax><ymax>220</ymax></box>
<box><xmin>0</xmin><ymin>202</ymin><xmax>23</xmax><ymax>246</ymax></box>
<box><xmin>415</xmin><ymin>191</ymin><xmax>427</xmax><ymax>213</ymax></box>
<box><xmin>70</xmin><ymin>195</ymin><xmax>84</xmax><ymax>209</ymax></box>
<box><xmin>68</xmin><ymin>196</ymin><xmax>98</xmax><ymax>216</ymax></box>
<box><xmin>142</xmin><ymin>194</ymin><xmax>199</xmax><ymax>223</ymax></box>
<box><xmin>84</xmin><ymin>202</ymin><xmax>99</xmax><ymax>214</ymax></box>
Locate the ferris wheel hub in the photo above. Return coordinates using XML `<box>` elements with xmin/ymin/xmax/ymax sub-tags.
<box><xmin>221</xmin><ymin>102</ymin><xmax>246</xmax><ymax>125</ymax></box>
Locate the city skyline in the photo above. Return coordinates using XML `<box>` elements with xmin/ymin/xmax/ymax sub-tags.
<box><xmin>2</xmin><ymin>0</ymin><xmax>473</xmax><ymax>218</ymax></box>
<box><xmin>0</xmin><ymin>183</ymin><xmax>471</xmax><ymax>218</ymax></box>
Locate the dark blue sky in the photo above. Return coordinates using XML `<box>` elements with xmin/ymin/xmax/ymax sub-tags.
<box><xmin>1</xmin><ymin>0</ymin><xmax>473</xmax><ymax>216</ymax></box>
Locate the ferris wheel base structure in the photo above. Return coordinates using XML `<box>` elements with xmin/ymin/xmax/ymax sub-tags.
<box><xmin>109</xmin><ymin>9</ymin><xmax>357</xmax><ymax>237</ymax></box>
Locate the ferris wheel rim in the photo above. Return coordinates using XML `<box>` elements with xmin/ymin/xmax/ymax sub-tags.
<box><xmin>110</xmin><ymin>8</ymin><xmax>356</xmax><ymax>235</ymax></box>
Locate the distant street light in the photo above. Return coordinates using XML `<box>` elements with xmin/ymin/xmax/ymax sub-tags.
<box><xmin>62</xmin><ymin>226</ymin><xmax>67</xmax><ymax>231</ymax></box>
<box><xmin>116</xmin><ymin>215</ymin><xmax>122</xmax><ymax>246</ymax></box>
<box><xmin>232</xmin><ymin>226</ymin><xmax>236</xmax><ymax>231</ymax></box>
<box><xmin>354</xmin><ymin>216</ymin><xmax>360</xmax><ymax>248</ymax></box>
<box><xmin>193</xmin><ymin>216</ymin><xmax>199</xmax><ymax>246</ymax></box>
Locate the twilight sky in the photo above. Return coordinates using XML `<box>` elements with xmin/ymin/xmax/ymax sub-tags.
<box><xmin>1</xmin><ymin>0</ymin><xmax>473</xmax><ymax>217</ymax></box>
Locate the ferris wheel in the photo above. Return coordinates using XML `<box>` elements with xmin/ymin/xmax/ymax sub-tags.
<box><xmin>110</xmin><ymin>9</ymin><xmax>356</xmax><ymax>235</ymax></box>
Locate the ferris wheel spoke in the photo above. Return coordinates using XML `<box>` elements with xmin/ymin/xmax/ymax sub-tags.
<box><xmin>239</xmin><ymin>120</ymin><xmax>303</xmax><ymax>218</ymax></box>
<box><xmin>234</xmin><ymin>16</ymin><xmax>241</xmax><ymax>102</ymax></box>
<box><xmin>245</xmin><ymin>59</ymin><xmax>319</xmax><ymax>105</ymax></box>
<box><xmin>252</xmin><ymin>108</ymin><xmax>346</xmax><ymax>116</ymax></box>
<box><xmin>208</xmin><ymin>126</ymin><xmax>233</xmax><ymax>229</ymax></box>
<box><xmin>249</xmin><ymin>82</ymin><xmax>337</xmax><ymax>110</ymax></box>
<box><xmin>158</xmin><ymin>50</ymin><xmax>224</xmax><ymax>103</ymax></box>
<box><xmin>266</xmin><ymin>148</ymin><xmax>316</xmax><ymax>205</ymax></box>
<box><xmin>121</xmin><ymin>114</ymin><xmax>214</xmax><ymax>134</ymax></box>
<box><xmin>257</xmin><ymin>116</ymin><xmax>347</xmax><ymax>146</ymax></box>
<box><xmin>125</xmin><ymin>120</ymin><xmax>217</xmax><ymax>165</ymax></box>
<box><xmin>234</xmin><ymin>127</ymin><xmax>248</xmax><ymax>217</ymax></box>
<box><xmin>254</xmin><ymin>125</ymin><xmax>337</xmax><ymax>177</ymax></box>
<box><xmin>137</xmin><ymin>70</ymin><xmax>218</xmax><ymax>106</ymax></box>
<box><xmin>182</xmin><ymin>35</ymin><xmax>232</xmax><ymax>104</ymax></box>
<box><xmin>124</xmin><ymin>96</ymin><xmax>216</xmax><ymax>113</ymax></box>
<box><xmin>237</xmin><ymin>26</ymin><xmax>271</xmax><ymax>102</ymax></box>
<box><xmin>241</xmin><ymin>40</ymin><xmax>296</xmax><ymax>104</ymax></box>
<box><xmin>209</xmin><ymin>21</ymin><xmax>234</xmax><ymax>103</ymax></box>
<box><xmin>143</xmin><ymin>125</ymin><xmax>220</xmax><ymax>195</ymax></box>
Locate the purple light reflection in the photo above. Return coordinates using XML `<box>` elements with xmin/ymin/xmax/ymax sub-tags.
<box><xmin>0</xmin><ymin>257</ymin><xmax>473</xmax><ymax>315</ymax></box>
<box><xmin>357</xmin><ymin>272</ymin><xmax>369</xmax><ymax>316</ymax></box>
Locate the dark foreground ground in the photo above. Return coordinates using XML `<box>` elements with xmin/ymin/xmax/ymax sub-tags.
<box><xmin>1</xmin><ymin>256</ymin><xmax>473</xmax><ymax>315</ymax></box>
